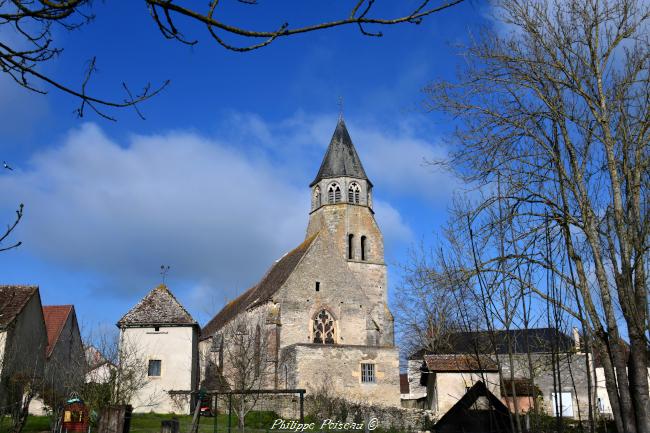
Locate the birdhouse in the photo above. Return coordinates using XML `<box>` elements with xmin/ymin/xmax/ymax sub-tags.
<box><xmin>62</xmin><ymin>397</ymin><xmax>89</xmax><ymax>433</ymax></box>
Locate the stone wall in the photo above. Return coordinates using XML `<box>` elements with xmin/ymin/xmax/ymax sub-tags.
<box><xmin>280</xmin><ymin>343</ymin><xmax>401</xmax><ymax>407</ymax></box>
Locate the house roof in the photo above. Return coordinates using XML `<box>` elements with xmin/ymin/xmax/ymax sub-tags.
<box><xmin>42</xmin><ymin>305</ymin><xmax>73</xmax><ymax>357</ymax></box>
<box><xmin>0</xmin><ymin>285</ymin><xmax>39</xmax><ymax>329</ymax></box>
<box><xmin>400</xmin><ymin>373</ymin><xmax>410</xmax><ymax>394</ymax></box>
<box><xmin>85</xmin><ymin>345</ymin><xmax>114</xmax><ymax>370</ymax></box>
<box><xmin>117</xmin><ymin>284</ymin><xmax>197</xmax><ymax>328</ymax></box>
<box><xmin>413</xmin><ymin>328</ymin><xmax>575</xmax><ymax>358</ymax></box>
<box><xmin>310</xmin><ymin>118</ymin><xmax>371</xmax><ymax>187</ymax></box>
<box><xmin>201</xmin><ymin>233</ymin><xmax>318</xmax><ymax>340</ymax></box>
<box><xmin>423</xmin><ymin>354</ymin><xmax>499</xmax><ymax>372</ymax></box>
<box><xmin>501</xmin><ymin>378</ymin><xmax>541</xmax><ymax>397</ymax></box>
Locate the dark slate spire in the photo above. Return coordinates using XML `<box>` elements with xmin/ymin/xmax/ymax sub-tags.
<box><xmin>310</xmin><ymin>118</ymin><xmax>372</xmax><ymax>187</ymax></box>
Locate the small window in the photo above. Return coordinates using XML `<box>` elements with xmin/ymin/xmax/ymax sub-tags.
<box><xmin>148</xmin><ymin>360</ymin><xmax>161</xmax><ymax>377</ymax></box>
<box><xmin>360</xmin><ymin>236</ymin><xmax>367</xmax><ymax>261</ymax></box>
<box><xmin>348</xmin><ymin>234</ymin><xmax>354</xmax><ymax>259</ymax></box>
<box><xmin>315</xmin><ymin>281</ymin><xmax>320</xmax><ymax>292</ymax></box>
<box><xmin>154</xmin><ymin>326</ymin><xmax>160</xmax><ymax>332</ymax></box>
<box><xmin>551</xmin><ymin>392</ymin><xmax>574</xmax><ymax>417</ymax></box>
<box><xmin>361</xmin><ymin>363</ymin><xmax>375</xmax><ymax>383</ymax></box>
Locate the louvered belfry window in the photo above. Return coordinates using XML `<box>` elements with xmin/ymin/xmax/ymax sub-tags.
<box><xmin>328</xmin><ymin>183</ymin><xmax>341</xmax><ymax>204</ymax></box>
<box><xmin>313</xmin><ymin>310</ymin><xmax>335</xmax><ymax>344</ymax></box>
<box><xmin>348</xmin><ymin>183</ymin><xmax>360</xmax><ymax>204</ymax></box>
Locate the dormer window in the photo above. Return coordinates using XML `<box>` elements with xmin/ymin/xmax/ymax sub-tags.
<box><xmin>328</xmin><ymin>183</ymin><xmax>341</xmax><ymax>204</ymax></box>
<box><xmin>348</xmin><ymin>183</ymin><xmax>361</xmax><ymax>204</ymax></box>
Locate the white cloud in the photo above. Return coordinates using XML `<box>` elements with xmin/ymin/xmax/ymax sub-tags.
<box><xmin>1</xmin><ymin>113</ymin><xmax>454</xmax><ymax>310</ymax></box>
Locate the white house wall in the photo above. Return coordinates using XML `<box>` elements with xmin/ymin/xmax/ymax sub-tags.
<box><xmin>120</xmin><ymin>325</ymin><xmax>197</xmax><ymax>414</ymax></box>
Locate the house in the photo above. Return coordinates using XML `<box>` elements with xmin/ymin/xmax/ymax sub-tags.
<box><xmin>199</xmin><ymin>117</ymin><xmax>401</xmax><ymax>407</ymax></box>
<box><xmin>85</xmin><ymin>345</ymin><xmax>115</xmax><ymax>384</ymax></box>
<box><xmin>410</xmin><ymin>328</ymin><xmax>592</xmax><ymax>420</ymax></box>
<box><xmin>117</xmin><ymin>284</ymin><xmax>199</xmax><ymax>413</ymax></box>
<box><xmin>0</xmin><ymin>285</ymin><xmax>48</xmax><ymax>412</ymax></box>
<box><xmin>30</xmin><ymin>305</ymin><xmax>85</xmax><ymax>415</ymax></box>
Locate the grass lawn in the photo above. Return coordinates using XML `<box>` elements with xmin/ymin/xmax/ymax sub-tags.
<box><xmin>9</xmin><ymin>411</ymin><xmax>277</xmax><ymax>433</ymax></box>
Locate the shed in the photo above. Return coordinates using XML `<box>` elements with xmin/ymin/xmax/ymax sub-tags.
<box><xmin>433</xmin><ymin>381</ymin><xmax>513</xmax><ymax>433</ymax></box>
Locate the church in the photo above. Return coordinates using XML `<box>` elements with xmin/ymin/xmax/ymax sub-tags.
<box><xmin>120</xmin><ymin>117</ymin><xmax>401</xmax><ymax>412</ymax></box>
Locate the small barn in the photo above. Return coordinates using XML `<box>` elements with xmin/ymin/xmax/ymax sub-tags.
<box><xmin>433</xmin><ymin>381</ymin><xmax>513</xmax><ymax>433</ymax></box>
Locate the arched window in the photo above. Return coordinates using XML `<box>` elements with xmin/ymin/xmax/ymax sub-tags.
<box><xmin>361</xmin><ymin>236</ymin><xmax>367</xmax><ymax>261</ymax></box>
<box><xmin>348</xmin><ymin>182</ymin><xmax>361</xmax><ymax>204</ymax></box>
<box><xmin>313</xmin><ymin>310</ymin><xmax>336</xmax><ymax>344</ymax></box>
<box><xmin>348</xmin><ymin>234</ymin><xmax>354</xmax><ymax>260</ymax></box>
<box><xmin>313</xmin><ymin>186</ymin><xmax>321</xmax><ymax>208</ymax></box>
<box><xmin>328</xmin><ymin>183</ymin><xmax>341</xmax><ymax>204</ymax></box>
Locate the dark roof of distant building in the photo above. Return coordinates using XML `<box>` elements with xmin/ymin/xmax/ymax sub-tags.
<box><xmin>118</xmin><ymin>284</ymin><xmax>197</xmax><ymax>328</ymax></box>
<box><xmin>400</xmin><ymin>373</ymin><xmax>410</xmax><ymax>394</ymax></box>
<box><xmin>409</xmin><ymin>328</ymin><xmax>575</xmax><ymax>359</ymax></box>
<box><xmin>0</xmin><ymin>285</ymin><xmax>39</xmax><ymax>329</ymax></box>
<box><xmin>43</xmin><ymin>305</ymin><xmax>74</xmax><ymax>357</ymax></box>
<box><xmin>423</xmin><ymin>354</ymin><xmax>499</xmax><ymax>372</ymax></box>
<box><xmin>201</xmin><ymin>233</ymin><xmax>318</xmax><ymax>340</ymax></box>
<box><xmin>310</xmin><ymin>118</ymin><xmax>371</xmax><ymax>187</ymax></box>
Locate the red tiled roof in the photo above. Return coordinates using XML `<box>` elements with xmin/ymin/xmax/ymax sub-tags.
<box><xmin>400</xmin><ymin>373</ymin><xmax>410</xmax><ymax>394</ymax></box>
<box><xmin>201</xmin><ymin>233</ymin><xmax>318</xmax><ymax>340</ymax></box>
<box><xmin>0</xmin><ymin>285</ymin><xmax>39</xmax><ymax>329</ymax></box>
<box><xmin>43</xmin><ymin>305</ymin><xmax>73</xmax><ymax>357</ymax></box>
<box><xmin>424</xmin><ymin>354</ymin><xmax>498</xmax><ymax>372</ymax></box>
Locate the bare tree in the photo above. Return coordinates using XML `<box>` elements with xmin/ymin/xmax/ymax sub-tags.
<box><xmin>81</xmin><ymin>329</ymin><xmax>159</xmax><ymax>414</ymax></box>
<box><xmin>394</xmin><ymin>241</ymin><xmax>480</xmax><ymax>356</ymax></box>
<box><xmin>213</xmin><ymin>314</ymin><xmax>273</xmax><ymax>432</ymax></box>
<box><xmin>425</xmin><ymin>0</ymin><xmax>649</xmax><ymax>432</ymax></box>
<box><xmin>0</xmin><ymin>204</ymin><xmax>23</xmax><ymax>253</ymax></box>
<box><xmin>0</xmin><ymin>0</ymin><xmax>462</xmax><ymax>119</ymax></box>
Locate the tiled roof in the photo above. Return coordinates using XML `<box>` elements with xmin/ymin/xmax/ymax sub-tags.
<box><xmin>85</xmin><ymin>345</ymin><xmax>114</xmax><ymax>370</ymax></box>
<box><xmin>117</xmin><ymin>284</ymin><xmax>197</xmax><ymax>327</ymax></box>
<box><xmin>310</xmin><ymin>118</ymin><xmax>371</xmax><ymax>187</ymax></box>
<box><xmin>423</xmin><ymin>354</ymin><xmax>498</xmax><ymax>372</ymax></box>
<box><xmin>399</xmin><ymin>373</ymin><xmax>410</xmax><ymax>394</ymax></box>
<box><xmin>431</xmin><ymin>328</ymin><xmax>575</xmax><ymax>356</ymax></box>
<box><xmin>43</xmin><ymin>305</ymin><xmax>73</xmax><ymax>357</ymax></box>
<box><xmin>501</xmin><ymin>378</ymin><xmax>541</xmax><ymax>397</ymax></box>
<box><xmin>0</xmin><ymin>285</ymin><xmax>39</xmax><ymax>329</ymax></box>
<box><xmin>201</xmin><ymin>233</ymin><xmax>318</xmax><ymax>340</ymax></box>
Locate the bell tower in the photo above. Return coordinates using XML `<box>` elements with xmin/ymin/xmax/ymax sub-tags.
<box><xmin>306</xmin><ymin>117</ymin><xmax>384</xmax><ymax>266</ymax></box>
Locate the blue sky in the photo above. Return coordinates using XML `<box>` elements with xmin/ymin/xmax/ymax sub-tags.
<box><xmin>0</xmin><ymin>1</ymin><xmax>493</xmax><ymax>336</ymax></box>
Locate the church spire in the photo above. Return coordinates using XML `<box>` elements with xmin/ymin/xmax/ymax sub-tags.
<box><xmin>310</xmin><ymin>118</ymin><xmax>372</xmax><ymax>187</ymax></box>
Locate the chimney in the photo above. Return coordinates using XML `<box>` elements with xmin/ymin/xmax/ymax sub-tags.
<box><xmin>572</xmin><ymin>327</ymin><xmax>581</xmax><ymax>352</ymax></box>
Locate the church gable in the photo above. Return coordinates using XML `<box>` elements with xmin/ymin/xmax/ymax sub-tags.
<box><xmin>201</xmin><ymin>233</ymin><xmax>319</xmax><ymax>339</ymax></box>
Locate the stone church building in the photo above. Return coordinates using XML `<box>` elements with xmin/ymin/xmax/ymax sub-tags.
<box><xmin>200</xmin><ymin>118</ymin><xmax>400</xmax><ymax>407</ymax></box>
<box><xmin>118</xmin><ymin>118</ymin><xmax>400</xmax><ymax>411</ymax></box>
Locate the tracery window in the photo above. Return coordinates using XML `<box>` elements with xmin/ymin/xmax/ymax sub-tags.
<box><xmin>328</xmin><ymin>183</ymin><xmax>341</xmax><ymax>204</ymax></box>
<box><xmin>313</xmin><ymin>309</ymin><xmax>336</xmax><ymax>344</ymax></box>
<box><xmin>348</xmin><ymin>182</ymin><xmax>361</xmax><ymax>204</ymax></box>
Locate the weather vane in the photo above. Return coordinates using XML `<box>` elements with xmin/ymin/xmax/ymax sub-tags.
<box><xmin>160</xmin><ymin>265</ymin><xmax>170</xmax><ymax>285</ymax></box>
<box><xmin>337</xmin><ymin>96</ymin><xmax>344</xmax><ymax>120</ymax></box>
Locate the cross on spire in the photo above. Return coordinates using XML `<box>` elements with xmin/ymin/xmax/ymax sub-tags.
<box><xmin>337</xmin><ymin>96</ymin><xmax>344</xmax><ymax>120</ymax></box>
